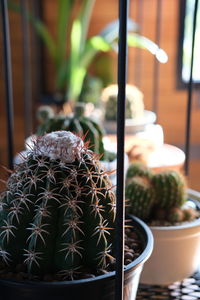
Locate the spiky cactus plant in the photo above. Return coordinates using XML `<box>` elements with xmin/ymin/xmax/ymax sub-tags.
<box><xmin>126</xmin><ymin>162</ymin><xmax>153</xmax><ymax>182</ymax></box>
<box><xmin>0</xmin><ymin>131</ymin><xmax>116</xmax><ymax>279</ymax></box>
<box><xmin>125</xmin><ymin>164</ymin><xmax>198</xmax><ymax>223</ymax></box>
<box><xmin>152</xmin><ymin>170</ymin><xmax>187</xmax><ymax>209</ymax></box>
<box><xmin>36</xmin><ymin>103</ymin><xmax>110</xmax><ymax>161</ymax></box>
<box><xmin>125</xmin><ymin>176</ymin><xmax>156</xmax><ymax>220</ymax></box>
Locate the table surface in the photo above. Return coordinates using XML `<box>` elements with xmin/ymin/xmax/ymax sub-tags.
<box><xmin>136</xmin><ymin>272</ymin><xmax>200</xmax><ymax>299</ymax></box>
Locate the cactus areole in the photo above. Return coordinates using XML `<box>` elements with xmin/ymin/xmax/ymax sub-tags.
<box><xmin>0</xmin><ymin>131</ymin><xmax>117</xmax><ymax>280</ymax></box>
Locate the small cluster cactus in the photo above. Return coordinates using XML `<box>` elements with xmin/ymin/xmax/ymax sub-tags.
<box><xmin>36</xmin><ymin>103</ymin><xmax>110</xmax><ymax>160</ymax></box>
<box><xmin>125</xmin><ymin>163</ymin><xmax>198</xmax><ymax>223</ymax></box>
<box><xmin>0</xmin><ymin>131</ymin><xmax>116</xmax><ymax>279</ymax></box>
<box><xmin>126</xmin><ymin>161</ymin><xmax>153</xmax><ymax>181</ymax></box>
<box><xmin>125</xmin><ymin>176</ymin><xmax>156</xmax><ymax>220</ymax></box>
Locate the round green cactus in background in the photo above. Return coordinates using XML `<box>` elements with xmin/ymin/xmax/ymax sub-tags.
<box><xmin>101</xmin><ymin>84</ymin><xmax>144</xmax><ymax>121</ymax></box>
<box><xmin>36</xmin><ymin>103</ymin><xmax>110</xmax><ymax>161</ymax></box>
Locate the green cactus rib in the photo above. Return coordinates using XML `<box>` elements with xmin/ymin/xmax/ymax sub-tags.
<box><xmin>152</xmin><ymin>170</ymin><xmax>187</xmax><ymax>209</ymax></box>
<box><xmin>125</xmin><ymin>176</ymin><xmax>156</xmax><ymax>220</ymax></box>
<box><xmin>126</xmin><ymin>162</ymin><xmax>153</xmax><ymax>181</ymax></box>
<box><xmin>36</xmin><ymin>103</ymin><xmax>106</xmax><ymax>160</ymax></box>
<box><xmin>0</xmin><ymin>133</ymin><xmax>116</xmax><ymax>278</ymax></box>
<box><xmin>125</xmin><ymin>163</ymin><xmax>188</xmax><ymax>221</ymax></box>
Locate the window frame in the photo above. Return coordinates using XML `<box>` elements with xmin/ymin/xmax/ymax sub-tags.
<box><xmin>177</xmin><ymin>0</ymin><xmax>200</xmax><ymax>89</ymax></box>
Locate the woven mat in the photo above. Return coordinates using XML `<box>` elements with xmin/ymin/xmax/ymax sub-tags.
<box><xmin>137</xmin><ymin>272</ymin><xmax>200</xmax><ymax>299</ymax></box>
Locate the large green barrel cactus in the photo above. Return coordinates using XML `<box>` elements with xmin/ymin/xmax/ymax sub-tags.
<box><xmin>0</xmin><ymin>131</ymin><xmax>116</xmax><ymax>279</ymax></box>
<box><xmin>36</xmin><ymin>103</ymin><xmax>107</xmax><ymax>160</ymax></box>
<box><xmin>125</xmin><ymin>176</ymin><xmax>156</xmax><ymax>220</ymax></box>
<box><xmin>152</xmin><ymin>170</ymin><xmax>187</xmax><ymax>209</ymax></box>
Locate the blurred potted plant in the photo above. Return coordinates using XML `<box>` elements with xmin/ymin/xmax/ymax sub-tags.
<box><xmin>0</xmin><ymin>131</ymin><xmax>153</xmax><ymax>300</ymax></box>
<box><xmin>9</xmin><ymin>0</ymin><xmax>168</xmax><ymax>107</ymax></box>
<box><xmin>100</xmin><ymin>84</ymin><xmax>157</xmax><ymax>134</ymax></box>
<box><xmin>125</xmin><ymin>162</ymin><xmax>200</xmax><ymax>285</ymax></box>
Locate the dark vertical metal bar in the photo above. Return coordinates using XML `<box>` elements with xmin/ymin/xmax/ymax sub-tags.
<box><xmin>184</xmin><ymin>0</ymin><xmax>199</xmax><ymax>175</ymax></box>
<box><xmin>134</xmin><ymin>0</ymin><xmax>144</xmax><ymax>87</ymax></box>
<box><xmin>115</xmin><ymin>0</ymin><xmax>129</xmax><ymax>299</ymax></box>
<box><xmin>0</xmin><ymin>0</ymin><xmax>14</xmax><ymax>170</ymax></box>
<box><xmin>31</xmin><ymin>0</ymin><xmax>45</xmax><ymax>97</ymax></box>
<box><xmin>20</xmin><ymin>0</ymin><xmax>32</xmax><ymax>138</ymax></box>
<box><xmin>152</xmin><ymin>0</ymin><xmax>163</xmax><ymax>114</ymax></box>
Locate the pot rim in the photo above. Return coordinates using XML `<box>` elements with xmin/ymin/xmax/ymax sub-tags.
<box><xmin>150</xmin><ymin>197</ymin><xmax>200</xmax><ymax>231</ymax></box>
<box><xmin>150</xmin><ymin>217</ymin><xmax>200</xmax><ymax>231</ymax></box>
<box><xmin>0</xmin><ymin>216</ymin><xmax>153</xmax><ymax>287</ymax></box>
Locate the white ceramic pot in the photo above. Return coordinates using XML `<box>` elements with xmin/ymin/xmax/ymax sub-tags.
<box><xmin>104</xmin><ymin>110</ymin><xmax>156</xmax><ymax>134</ymax></box>
<box><xmin>140</xmin><ymin>193</ymin><xmax>200</xmax><ymax>285</ymax></box>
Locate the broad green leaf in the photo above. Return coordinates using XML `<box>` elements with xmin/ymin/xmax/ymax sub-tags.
<box><xmin>79</xmin><ymin>36</ymin><xmax>111</xmax><ymax>70</ymax></box>
<box><xmin>32</xmin><ymin>19</ymin><xmax>57</xmax><ymax>61</ymax></box>
<box><xmin>70</xmin><ymin>19</ymin><xmax>82</xmax><ymax>67</ymax></box>
<box><xmin>8</xmin><ymin>0</ymin><xmax>57</xmax><ymax>61</ymax></box>
<box><xmin>67</xmin><ymin>19</ymin><xmax>83</xmax><ymax>100</ymax></box>
<box><xmin>128</xmin><ymin>34</ymin><xmax>168</xmax><ymax>63</ymax></box>
<box><xmin>67</xmin><ymin>68</ymin><xmax>87</xmax><ymax>102</ymax></box>
<box><xmin>100</xmin><ymin>19</ymin><xmax>139</xmax><ymax>43</ymax></box>
<box><xmin>89</xmin><ymin>36</ymin><xmax>111</xmax><ymax>52</ymax></box>
<box><xmin>56</xmin><ymin>0</ymin><xmax>74</xmax><ymax>66</ymax></box>
<box><xmin>55</xmin><ymin>59</ymin><xmax>69</xmax><ymax>90</ymax></box>
<box><xmin>78</xmin><ymin>0</ymin><xmax>96</xmax><ymax>52</ymax></box>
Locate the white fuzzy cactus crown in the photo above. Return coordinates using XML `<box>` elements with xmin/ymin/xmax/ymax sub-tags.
<box><xmin>33</xmin><ymin>131</ymin><xmax>84</xmax><ymax>163</ymax></box>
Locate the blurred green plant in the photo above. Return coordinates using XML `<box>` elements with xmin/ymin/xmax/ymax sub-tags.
<box><xmin>9</xmin><ymin>0</ymin><xmax>168</xmax><ymax>104</ymax></box>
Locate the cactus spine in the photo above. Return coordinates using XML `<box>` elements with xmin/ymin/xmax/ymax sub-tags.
<box><xmin>125</xmin><ymin>163</ymin><xmax>191</xmax><ymax>223</ymax></box>
<box><xmin>125</xmin><ymin>176</ymin><xmax>156</xmax><ymax>220</ymax></box>
<box><xmin>36</xmin><ymin>103</ymin><xmax>106</xmax><ymax>159</ymax></box>
<box><xmin>126</xmin><ymin>162</ymin><xmax>153</xmax><ymax>181</ymax></box>
<box><xmin>152</xmin><ymin>170</ymin><xmax>187</xmax><ymax>209</ymax></box>
<box><xmin>0</xmin><ymin>131</ymin><xmax>116</xmax><ymax>279</ymax></box>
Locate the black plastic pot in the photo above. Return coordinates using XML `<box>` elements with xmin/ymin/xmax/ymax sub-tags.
<box><xmin>0</xmin><ymin>216</ymin><xmax>153</xmax><ymax>300</ymax></box>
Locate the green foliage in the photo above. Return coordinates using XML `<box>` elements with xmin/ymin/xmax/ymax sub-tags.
<box><xmin>0</xmin><ymin>131</ymin><xmax>116</xmax><ymax>279</ymax></box>
<box><xmin>9</xmin><ymin>0</ymin><xmax>168</xmax><ymax>103</ymax></box>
